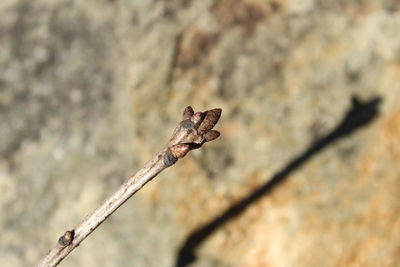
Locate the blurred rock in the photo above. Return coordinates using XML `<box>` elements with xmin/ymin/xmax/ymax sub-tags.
<box><xmin>0</xmin><ymin>0</ymin><xmax>399</xmax><ymax>266</ymax></box>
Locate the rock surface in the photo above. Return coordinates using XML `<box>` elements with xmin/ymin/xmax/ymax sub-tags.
<box><xmin>1</xmin><ymin>0</ymin><xmax>400</xmax><ymax>266</ymax></box>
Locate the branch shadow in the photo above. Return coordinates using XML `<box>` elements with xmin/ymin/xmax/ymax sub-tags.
<box><xmin>175</xmin><ymin>96</ymin><xmax>382</xmax><ymax>267</ymax></box>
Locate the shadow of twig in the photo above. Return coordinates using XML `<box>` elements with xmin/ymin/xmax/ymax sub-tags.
<box><xmin>175</xmin><ymin>96</ymin><xmax>382</xmax><ymax>267</ymax></box>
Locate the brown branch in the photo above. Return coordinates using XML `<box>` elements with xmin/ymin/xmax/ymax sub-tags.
<box><xmin>37</xmin><ymin>106</ymin><xmax>222</xmax><ymax>267</ymax></box>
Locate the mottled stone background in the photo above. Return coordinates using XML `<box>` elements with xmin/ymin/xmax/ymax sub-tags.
<box><xmin>1</xmin><ymin>0</ymin><xmax>400</xmax><ymax>266</ymax></box>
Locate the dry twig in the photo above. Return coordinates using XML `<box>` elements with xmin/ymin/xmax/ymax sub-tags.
<box><xmin>37</xmin><ymin>106</ymin><xmax>222</xmax><ymax>267</ymax></box>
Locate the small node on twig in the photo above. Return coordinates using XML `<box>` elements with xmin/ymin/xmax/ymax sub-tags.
<box><xmin>58</xmin><ymin>230</ymin><xmax>75</xmax><ymax>247</ymax></box>
<box><xmin>164</xmin><ymin>149</ymin><xmax>179</xmax><ymax>167</ymax></box>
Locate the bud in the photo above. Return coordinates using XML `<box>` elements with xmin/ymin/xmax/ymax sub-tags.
<box><xmin>170</xmin><ymin>143</ymin><xmax>191</xmax><ymax>159</ymax></box>
<box><xmin>58</xmin><ymin>230</ymin><xmax>75</xmax><ymax>247</ymax></box>
<box><xmin>182</xmin><ymin>106</ymin><xmax>194</xmax><ymax>120</ymax></box>
<box><xmin>204</xmin><ymin>130</ymin><xmax>220</xmax><ymax>142</ymax></box>
<box><xmin>198</xmin><ymin>108</ymin><xmax>222</xmax><ymax>134</ymax></box>
<box><xmin>191</xmin><ymin>112</ymin><xmax>203</xmax><ymax>128</ymax></box>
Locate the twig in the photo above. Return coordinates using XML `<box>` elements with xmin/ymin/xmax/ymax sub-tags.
<box><xmin>37</xmin><ymin>106</ymin><xmax>222</xmax><ymax>267</ymax></box>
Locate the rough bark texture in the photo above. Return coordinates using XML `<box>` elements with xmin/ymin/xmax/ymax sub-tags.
<box><xmin>1</xmin><ymin>0</ymin><xmax>400</xmax><ymax>267</ymax></box>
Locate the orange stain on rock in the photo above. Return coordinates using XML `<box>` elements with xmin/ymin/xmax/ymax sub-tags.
<box><xmin>181</xmin><ymin>160</ymin><xmax>195</xmax><ymax>177</ymax></box>
<box><xmin>359</xmin><ymin>156</ymin><xmax>376</xmax><ymax>177</ymax></box>
<box><xmin>382</xmin><ymin>108</ymin><xmax>400</xmax><ymax>159</ymax></box>
<box><xmin>221</xmin><ymin>121</ymin><xmax>243</xmax><ymax>138</ymax></box>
